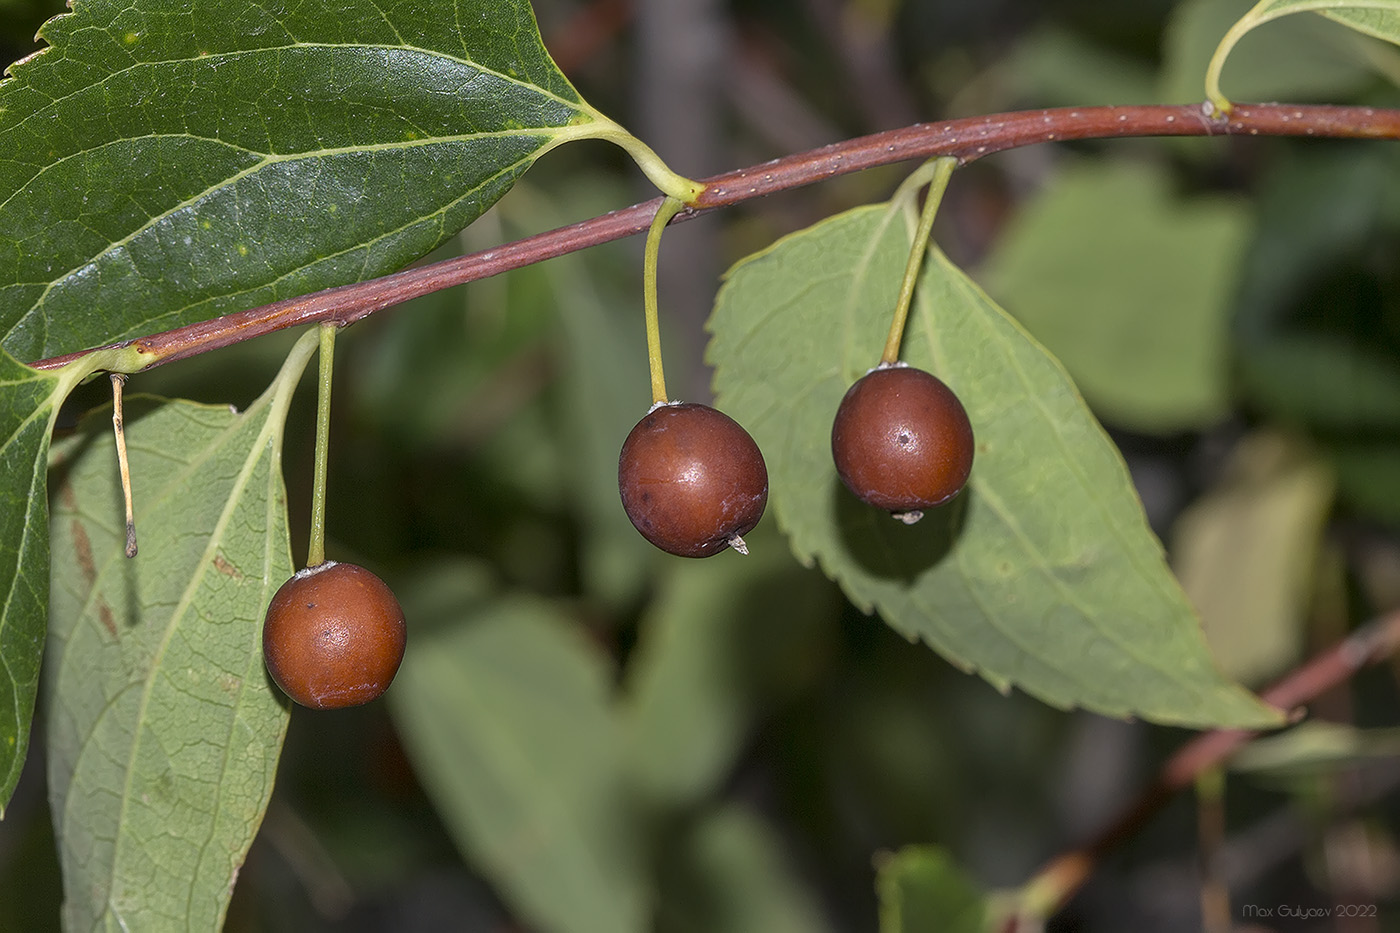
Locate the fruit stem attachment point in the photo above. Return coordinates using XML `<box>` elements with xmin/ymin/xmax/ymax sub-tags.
<box><xmin>110</xmin><ymin>373</ymin><xmax>138</xmax><ymax>558</ymax></box>
<box><xmin>881</xmin><ymin>157</ymin><xmax>957</xmax><ymax>366</ymax></box>
<box><xmin>643</xmin><ymin>196</ymin><xmax>686</xmax><ymax>406</ymax></box>
<box><xmin>728</xmin><ymin>534</ymin><xmax>750</xmax><ymax>556</ymax></box>
<box><xmin>307</xmin><ymin>322</ymin><xmax>338</xmax><ymax>569</ymax></box>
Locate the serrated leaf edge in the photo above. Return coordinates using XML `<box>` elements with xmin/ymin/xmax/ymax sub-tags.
<box><xmin>0</xmin><ymin>354</ymin><xmax>102</xmax><ymax>814</ymax></box>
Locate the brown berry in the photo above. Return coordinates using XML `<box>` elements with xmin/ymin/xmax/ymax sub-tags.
<box><xmin>831</xmin><ymin>365</ymin><xmax>974</xmax><ymax>521</ymax></box>
<box><xmin>262</xmin><ymin>561</ymin><xmax>406</xmax><ymax>709</ymax></box>
<box><xmin>619</xmin><ymin>403</ymin><xmax>768</xmax><ymax>557</ymax></box>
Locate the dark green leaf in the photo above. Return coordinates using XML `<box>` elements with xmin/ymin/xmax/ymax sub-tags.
<box><xmin>45</xmin><ymin>332</ymin><xmax>313</xmax><ymax>928</ymax></box>
<box><xmin>0</xmin><ymin>351</ymin><xmax>74</xmax><ymax>815</ymax></box>
<box><xmin>0</xmin><ymin>0</ymin><xmax>599</xmax><ymax>361</ymax></box>
<box><xmin>708</xmin><ymin>200</ymin><xmax>1280</xmax><ymax>728</ymax></box>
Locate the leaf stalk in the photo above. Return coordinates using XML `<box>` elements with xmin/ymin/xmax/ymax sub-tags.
<box><xmin>582</xmin><ymin>114</ymin><xmax>706</xmax><ymax>203</ymax></box>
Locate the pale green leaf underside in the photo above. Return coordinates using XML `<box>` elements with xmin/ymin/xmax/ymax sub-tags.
<box><xmin>1163</xmin><ymin>0</ymin><xmax>1387</xmax><ymax>108</ymax></box>
<box><xmin>1254</xmin><ymin>0</ymin><xmax>1400</xmax><ymax>43</ymax></box>
<box><xmin>45</xmin><ymin>334</ymin><xmax>312</xmax><ymax>929</ymax></box>
<box><xmin>708</xmin><ymin>202</ymin><xmax>1281</xmax><ymax>728</ymax></box>
<box><xmin>980</xmin><ymin>159</ymin><xmax>1249</xmax><ymax>432</ymax></box>
<box><xmin>0</xmin><ymin>0</ymin><xmax>594</xmax><ymax>361</ymax></box>
<box><xmin>1207</xmin><ymin>1</ymin><xmax>1400</xmax><ymax>108</ymax></box>
<box><xmin>389</xmin><ymin>581</ymin><xmax>647</xmax><ymax>933</ymax></box>
<box><xmin>0</xmin><ymin>351</ymin><xmax>69</xmax><ymax>815</ymax></box>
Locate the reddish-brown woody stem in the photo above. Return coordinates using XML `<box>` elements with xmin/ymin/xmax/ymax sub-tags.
<box><xmin>1006</xmin><ymin>608</ymin><xmax>1400</xmax><ymax>930</ymax></box>
<box><xmin>28</xmin><ymin>102</ymin><xmax>1400</xmax><ymax>372</ymax></box>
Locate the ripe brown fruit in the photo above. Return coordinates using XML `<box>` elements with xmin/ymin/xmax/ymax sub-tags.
<box><xmin>619</xmin><ymin>402</ymin><xmax>768</xmax><ymax>557</ymax></box>
<box><xmin>831</xmin><ymin>364</ymin><xmax>974</xmax><ymax>521</ymax></box>
<box><xmin>262</xmin><ymin>561</ymin><xmax>406</xmax><ymax>709</ymax></box>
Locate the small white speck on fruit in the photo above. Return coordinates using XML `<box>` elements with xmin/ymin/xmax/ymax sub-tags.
<box><xmin>646</xmin><ymin>399</ymin><xmax>683</xmax><ymax>413</ymax></box>
<box><xmin>893</xmin><ymin>510</ymin><xmax>924</xmax><ymax>525</ymax></box>
<box><xmin>867</xmin><ymin>360</ymin><xmax>910</xmax><ymax>375</ymax></box>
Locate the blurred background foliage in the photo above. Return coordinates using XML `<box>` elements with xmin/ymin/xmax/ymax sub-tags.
<box><xmin>7</xmin><ymin>0</ymin><xmax>1400</xmax><ymax>929</ymax></box>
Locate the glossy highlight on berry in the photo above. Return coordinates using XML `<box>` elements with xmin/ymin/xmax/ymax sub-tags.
<box><xmin>262</xmin><ymin>561</ymin><xmax>407</xmax><ymax>710</ymax></box>
<box><xmin>831</xmin><ymin>364</ymin><xmax>974</xmax><ymax>521</ymax></box>
<box><xmin>619</xmin><ymin>402</ymin><xmax>769</xmax><ymax>557</ymax></box>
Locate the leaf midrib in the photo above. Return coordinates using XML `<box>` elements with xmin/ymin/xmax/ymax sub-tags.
<box><xmin>2</xmin><ymin>127</ymin><xmax>555</xmax><ymax>220</ymax></box>
<box><xmin>104</xmin><ymin>408</ymin><xmax>273</xmax><ymax>924</ymax></box>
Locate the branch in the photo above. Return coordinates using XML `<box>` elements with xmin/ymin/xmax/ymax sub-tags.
<box><xmin>29</xmin><ymin>102</ymin><xmax>1400</xmax><ymax>372</ymax></box>
<box><xmin>1008</xmin><ymin>607</ymin><xmax>1400</xmax><ymax>930</ymax></box>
